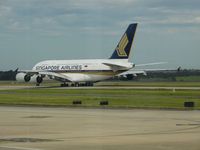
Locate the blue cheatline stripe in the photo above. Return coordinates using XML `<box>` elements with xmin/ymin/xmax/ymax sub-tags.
<box><xmin>38</xmin><ymin>70</ymin><xmax>127</xmax><ymax>75</ymax></box>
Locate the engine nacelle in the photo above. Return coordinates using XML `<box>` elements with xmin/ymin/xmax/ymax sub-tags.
<box><xmin>126</xmin><ymin>74</ymin><xmax>134</xmax><ymax>80</ymax></box>
<box><xmin>16</xmin><ymin>73</ymin><xmax>30</xmax><ymax>82</ymax></box>
<box><xmin>16</xmin><ymin>73</ymin><xmax>43</xmax><ymax>84</ymax></box>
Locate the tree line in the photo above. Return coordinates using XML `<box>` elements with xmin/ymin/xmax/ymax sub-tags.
<box><xmin>0</xmin><ymin>69</ymin><xmax>18</xmax><ymax>80</ymax></box>
<box><xmin>0</xmin><ymin>69</ymin><xmax>200</xmax><ymax>81</ymax></box>
<box><xmin>118</xmin><ymin>69</ymin><xmax>200</xmax><ymax>81</ymax></box>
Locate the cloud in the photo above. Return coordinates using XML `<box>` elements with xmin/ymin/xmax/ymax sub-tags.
<box><xmin>1</xmin><ymin>0</ymin><xmax>200</xmax><ymax>35</ymax></box>
<box><xmin>0</xmin><ymin>5</ymin><xmax>12</xmax><ymax>17</ymax></box>
<box><xmin>0</xmin><ymin>0</ymin><xmax>200</xmax><ymax>70</ymax></box>
<box><xmin>147</xmin><ymin>0</ymin><xmax>200</xmax><ymax>10</ymax></box>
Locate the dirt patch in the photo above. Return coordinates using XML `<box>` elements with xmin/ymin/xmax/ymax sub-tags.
<box><xmin>23</xmin><ymin>116</ymin><xmax>52</xmax><ymax>118</ymax></box>
<box><xmin>0</xmin><ymin>138</ymin><xmax>59</xmax><ymax>143</ymax></box>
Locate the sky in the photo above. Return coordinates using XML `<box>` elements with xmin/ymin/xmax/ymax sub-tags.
<box><xmin>0</xmin><ymin>0</ymin><xmax>200</xmax><ymax>70</ymax></box>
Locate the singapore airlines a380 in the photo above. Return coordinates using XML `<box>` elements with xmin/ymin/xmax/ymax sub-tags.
<box><xmin>16</xmin><ymin>23</ymin><xmax>163</xmax><ymax>87</ymax></box>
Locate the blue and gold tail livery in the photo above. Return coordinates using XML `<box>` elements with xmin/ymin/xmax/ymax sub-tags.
<box><xmin>110</xmin><ymin>23</ymin><xmax>137</xmax><ymax>59</ymax></box>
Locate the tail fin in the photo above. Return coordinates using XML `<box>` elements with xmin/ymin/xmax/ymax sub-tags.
<box><xmin>110</xmin><ymin>23</ymin><xmax>137</xmax><ymax>59</ymax></box>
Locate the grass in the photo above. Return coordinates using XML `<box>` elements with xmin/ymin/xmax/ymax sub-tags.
<box><xmin>96</xmin><ymin>81</ymin><xmax>200</xmax><ymax>87</ymax></box>
<box><xmin>0</xmin><ymin>88</ymin><xmax>199</xmax><ymax>109</ymax></box>
<box><xmin>176</xmin><ymin>76</ymin><xmax>200</xmax><ymax>82</ymax></box>
<box><xmin>1</xmin><ymin>80</ymin><xmax>200</xmax><ymax>87</ymax></box>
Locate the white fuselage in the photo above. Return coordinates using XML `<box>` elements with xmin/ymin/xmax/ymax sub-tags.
<box><xmin>32</xmin><ymin>59</ymin><xmax>133</xmax><ymax>82</ymax></box>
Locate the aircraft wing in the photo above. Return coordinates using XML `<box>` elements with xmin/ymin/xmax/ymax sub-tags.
<box><xmin>19</xmin><ymin>70</ymin><xmax>39</xmax><ymax>75</ymax></box>
<box><xmin>39</xmin><ymin>71</ymin><xmax>73</xmax><ymax>82</ymax></box>
<box><xmin>118</xmin><ymin>70</ymin><xmax>147</xmax><ymax>77</ymax></box>
<box><xmin>19</xmin><ymin>70</ymin><xmax>72</xmax><ymax>82</ymax></box>
<box><xmin>118</xmin><ymin>68</ymin><xmax>175</xmax><ymax>77</ymax></box>
<box><xmin>117</xmin><ymin>61</ymin><xmax>168</xmax><ymax>76</ymax></box>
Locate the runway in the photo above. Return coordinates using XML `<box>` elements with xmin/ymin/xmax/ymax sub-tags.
<box><xmin>1</xmin><ymin>85</ymin><xmax>200</xmax><ymax>90</ymax></box>
<box><xmin>0</xmin><ymin>106</ymin><xmax>200</xmax><ymax>150</ymax></box>
<box><xmin>0</xmin><ymin>86</ymin><xmax>34</xmax><ymax>90</ymax></box>
<box><xmin>51</xmin><ymin>86</ymin><xmax>200</xmax><ymax>90</ymax></box>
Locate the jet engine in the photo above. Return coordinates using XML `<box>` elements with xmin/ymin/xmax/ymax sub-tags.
<box><xmin>126</xmin><ymin>74</ymin><xmax>134</xmax><ymax>80</ymax></box>
<box><xmin>16</xmin><ymin>73</ymin><xmax>43</xmax><ymax>84</ymax></box>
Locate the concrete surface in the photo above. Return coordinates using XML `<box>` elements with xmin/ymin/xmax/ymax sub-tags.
<box><xmin>1</xmin><ymin>85</ymin><xmax>200</xmax><ymax>90</ymax></box>
<box><xmin>0</xmin><ymin>106</ymin><xmax>200</xmax><ymax>150</ymax></box>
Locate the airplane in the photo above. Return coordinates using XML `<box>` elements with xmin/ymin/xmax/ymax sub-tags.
<box><xmin>16</xmin><ymin>23</ymin><xmax>163</xmax><ymax>87</ymax></box>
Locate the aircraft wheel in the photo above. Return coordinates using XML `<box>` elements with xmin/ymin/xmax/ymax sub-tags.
<box><xmin>75</xmin><ymin>83</ymin><xmax>79</xmax><ymax>87</ymax></box>
<box><xmin>61</xmin><ymin>83</ymin><xmax>69</xmax><ymax>87</ymax></box>
<box><xmin>85</xmin><ymin>82</ymin><xmax>94</xmax><ymax>86</ymax></box>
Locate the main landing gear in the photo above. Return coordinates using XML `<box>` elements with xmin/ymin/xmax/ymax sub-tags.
<box><xmin>60</xmin><ymin>82</ymin><xmax>94</xmax><ymax>87</ymax></box>
<box><xmin>60</xmin><ymin>83</ymin><xmax>69</xmax><ymax>87</ymax></box>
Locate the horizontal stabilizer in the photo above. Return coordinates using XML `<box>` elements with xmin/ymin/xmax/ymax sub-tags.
<box><xmin>103</xmin><ymin>62</ymin><xmax>132</xmax><ymax>69</ymax></box>
<box><xmin>135</xmin><ymin>62</ymin><xmax>167</xmax><ymax>67</ymax></box>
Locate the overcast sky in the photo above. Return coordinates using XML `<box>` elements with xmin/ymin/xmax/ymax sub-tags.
<box><xmin>0</xmin><ymin>0</ymin><xmax>200</xmax><ymax>70</ymax></box>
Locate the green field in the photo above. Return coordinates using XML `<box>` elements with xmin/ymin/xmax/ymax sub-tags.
<box><xmin>0</xmin><ymin>87</ymin><xmax>199</xmax><ymax>109</ymax></box>
<box><xmin>97</xmin><ymin>81</ymin><xmax>200</xmax><ymax>87</ymax></box>
<box><xmin>176</xmin><ymin>76</ymin><xmax>200</xmax><ymax>82</ymax></box>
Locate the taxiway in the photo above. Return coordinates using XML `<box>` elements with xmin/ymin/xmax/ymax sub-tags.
<box><xmin>1</xmin><ymin>85</ymin><xmax>200</xmax><ymax>90</ymax></box>
<box><xmin>0</xmin><ymin>106</ymin><xmax>200</xmax><ymax>150</ymax></box>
